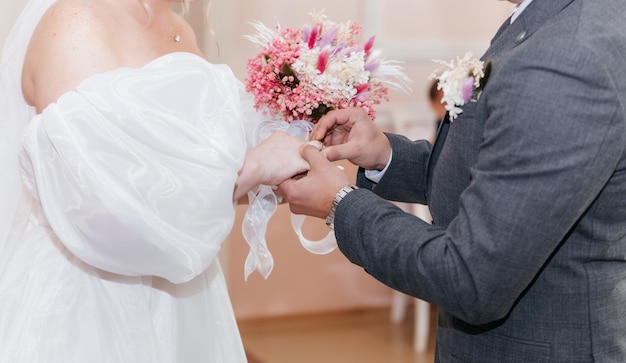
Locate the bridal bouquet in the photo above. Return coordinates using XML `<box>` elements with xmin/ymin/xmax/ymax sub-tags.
<box><xmin>245</xmin><ymin>10</ymin><xmax>410</xmax><ymax>123</ymax></box>
<box><xmin>241</xmin><ymin>11</ymin><xmax>410</xmax><ymax>281</ymax></box>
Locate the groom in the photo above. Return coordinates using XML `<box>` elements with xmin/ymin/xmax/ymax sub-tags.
<box><xmin>279</xmin><ymin>0</ymin><xmax>626</xmax><ymax>361</ymax></box>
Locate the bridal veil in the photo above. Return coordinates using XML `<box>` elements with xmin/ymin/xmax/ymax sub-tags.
<box><xmin>0</xmin><ymin>0</ymin><xmax>54</xmax><ymax>267</ymax></box>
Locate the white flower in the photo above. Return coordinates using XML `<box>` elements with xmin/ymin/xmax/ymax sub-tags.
<box><xmin>431</xmin><ymin>52</ymin><xmax>487</xmax><ymax>121</ymax></box>
<box><xmin>292</xmin><ymin>49</ymin><xmax>370</xmax><ymax>104</ymax></box>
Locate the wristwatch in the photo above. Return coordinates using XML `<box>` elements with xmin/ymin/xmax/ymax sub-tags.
<box><xmin>325</xmin><ymin>184</ymin><xmax>358</xmax><ymax>230</ymax></box>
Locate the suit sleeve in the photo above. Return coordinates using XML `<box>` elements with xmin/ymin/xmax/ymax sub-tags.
<box><xmin>334</xmin><ymin>39</ymin><xmax>625</xmax><ymax>325</ymax></box>
<box><xmin>356</xmin><ymin>133</ymin><xmax>431</xmax><ymax>204</ymax></box>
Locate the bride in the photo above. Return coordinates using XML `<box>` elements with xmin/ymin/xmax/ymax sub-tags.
<box><xmin>0</xmin><ymin>0</ymin><xmax>308</xmax><ymax>361</ymax></box>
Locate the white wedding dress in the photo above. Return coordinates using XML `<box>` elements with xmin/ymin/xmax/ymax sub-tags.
<box><xmin>0</xmin><ymin>2</ymin><xmax>259</xmax><ymax>361</ymax></box>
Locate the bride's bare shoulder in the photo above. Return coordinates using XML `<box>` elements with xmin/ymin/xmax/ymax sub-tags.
<box><xmin>26</xmin><ymin>0</ymin><xmax>116</xmax><ymax>67</ymax></box>
<box><xmin>22</xmin><ymin>0</ymin><xmax>119</xmax><ymax>111</ymax></box>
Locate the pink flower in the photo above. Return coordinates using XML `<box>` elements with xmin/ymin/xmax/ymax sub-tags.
<box><xmin>308</xmin><ymin>23</ymin><xmax>322</xmax><ymax>49</ymax></box>
<box><xmin>364</xmin><ymin>36</ymin><xmax>375</xmax><ymax>56</ymax></box>
<box><xmin>244</xmin><ymin>10</ymin><xmax>410</xmax><ymax>123</ymax></box>
<box><xmin>355</xmin><ymin>83</ymin><xmax>370</xmax><ymax>95</ymax></box>
<box><xmin>317</xmin><ymin>50</ymin><xmax>330</xmax><ymax>74</ymax></box>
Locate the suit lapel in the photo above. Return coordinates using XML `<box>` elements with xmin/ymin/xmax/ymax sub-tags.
<box><xmin>426</xmin><ymin>0</ymin><xmax>576</xmax><ymax>202</ymax></box>
<box><xmin>426</xmin><ymin>114</ymin><xmax>450</xmax><ymax>196</ymax></box>
<box><xmin>484</xmin><ymin>0</ymin><xmax>575</xmax><ymax>60</ymax></box>
<box><xmin>489</xmin><ymin>13</ymin><xmax>513</xmax><ymax>46</ymax></box>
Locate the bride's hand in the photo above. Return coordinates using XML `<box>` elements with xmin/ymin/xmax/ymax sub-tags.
<box><xmin>254</xmin><ymin>131</ymin><xmax>311</xmax><ymax>186</ymax></box>
<box><xmin>234</xmin><ymin>131</ymin><xmax>309</xmax><ymax>201</ymax></box>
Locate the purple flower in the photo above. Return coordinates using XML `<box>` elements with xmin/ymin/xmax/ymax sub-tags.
<box><xmin>364</xmin><ymin>62</ymin><xmax>380</xmax><ymax>72</ymax></box>
<box><xmin>462</xmin><ymin>77</ymin><xmax>475</xmax><ymax>103</ymax></box>
<box><xmin>319</xmin><ymin>26</ymin><xmax>339</xmax><ymax>48</ymax></box>
<box><xmin>302</xmin><ymin>25</ymin><xmax>311</xmax><ymax>43</ymax></box>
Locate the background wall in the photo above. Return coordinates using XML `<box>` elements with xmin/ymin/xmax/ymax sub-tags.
<box><xmin>1</xmin><ymin>0</ymin><xmax>514</xmax><ymax>321</ymax></box>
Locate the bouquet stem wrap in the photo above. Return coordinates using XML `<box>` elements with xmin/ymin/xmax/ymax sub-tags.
<box><xmin>242</xmin><ymin>120</ymin><xmax>337</xmax><ymax>280</ymax></box>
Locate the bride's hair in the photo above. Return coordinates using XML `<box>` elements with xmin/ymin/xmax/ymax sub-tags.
<box><xmin>140</xmin><ymin>1</ymin><xmax>153</xmax><ymax>23</ymax></box>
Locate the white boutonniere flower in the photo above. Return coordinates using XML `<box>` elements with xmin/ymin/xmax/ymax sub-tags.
<box><xmin>430</xmin><ymin>52</ymin><xmax>491</xmax><ymax>121</ymax></box>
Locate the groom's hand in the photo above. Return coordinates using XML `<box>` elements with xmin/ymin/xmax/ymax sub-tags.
<box><xmin>311</xmin><ymin>108</ymin><xmax>392</xmax><ymax>171</ymax></box>
<box><xmin>277</xmin><ymin>144</ymin><xmax>352</xmax><ymax>219</ymax></box>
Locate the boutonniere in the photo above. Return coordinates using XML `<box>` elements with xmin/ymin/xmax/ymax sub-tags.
<box><xmin>430</xmin><ymin>52</ymin><xmax>491</xmax><ymax>121</ymax></box>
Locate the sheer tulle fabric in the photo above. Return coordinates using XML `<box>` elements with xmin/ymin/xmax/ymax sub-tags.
<box><xmin>0</xmin><ymin>0</ymin><xmax>49</xmax><ymax>275</ymax></box>
<box><xmin>1</xmin><ymin>12</ymin><xmax>248</xmax><ymax>358</ymax></box>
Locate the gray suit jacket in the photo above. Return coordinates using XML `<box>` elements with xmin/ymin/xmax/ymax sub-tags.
<box><xmin>334</xmin><ymin>0</ymin><xmax>626</xmax><ymax>361</ymax></box>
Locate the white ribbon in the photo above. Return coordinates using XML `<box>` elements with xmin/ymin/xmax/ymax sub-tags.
<box><xmin>290</xmin><ymin>213</ymin><xmax>338</xmax><ymax>255</ymax></box>
<box><xmin>242</xmin><ymin>184</ymin><xmax>277</xmax><ymax>280</ymax></box>
<box><xmin>242</xmin><ymin>120</ymin><xmax>338</xmax><ymax>280</ymax></box>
